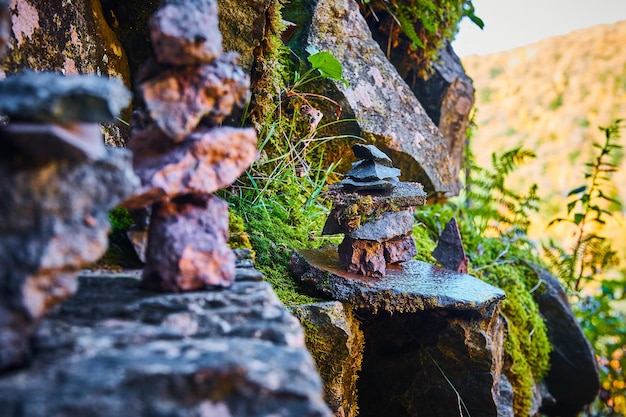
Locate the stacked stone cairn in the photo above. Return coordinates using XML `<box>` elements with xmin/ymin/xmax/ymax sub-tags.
<box><xmin>0</xmin><ymin>68</ymin><xmax>138</xmax><ymax>371</ymax></box>
<box><xmin>322</xmin><ymin>144</ymin><xmax>427</xmax><ymax>277</ymax></box>
<box><xmin>121</xmin><ymin>0</ymin><xmax>258</xmax><ymax>292</ymax></box>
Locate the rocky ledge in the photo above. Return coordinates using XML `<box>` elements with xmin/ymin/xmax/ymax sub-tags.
<box><xmin>291</xmin><ymin>246</ymin><xmax>505</xmax><ymax>313</ymax></box>
<box><xmin>0</xmin><ymin>263</ymin><xmax>332</xmax><ymax>417</ymax></box>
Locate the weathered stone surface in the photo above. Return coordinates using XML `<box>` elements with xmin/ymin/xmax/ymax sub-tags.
<box><xmin>294</xmin><ymin>0</ymin><xmax>461</xmax><ymax>195</ymax></box>
<box><xmin>326</xmin><ymin>181</ymin><xmax>428</xmax><ymax>209</ymax></box>
<box><xmin>292</xmin><ymin>247</ymin><xmax>506</xmax><ymax>313</ymax></box>
<box><xmin>383</xmin><ymin>234</ymin><xmax>417</xmax><ymax>264</ymax></box>
<box><xmin>356</xmin><ymin>303</ymin><xmax>508</xmax><ymax>417</ymax></box>
<box><xmin>126</xmin><ymin>228</ymin><xmax>148</xmax><ymax>263</ymax></box>
<box><xmin>216</xmin><ymin>0</ymin><xmax>274</xmax><ymax>73</ymax></box>
<box><xmin>348</xmin><ymin>210</ymin><xmax>414</xmax><ymax>242</ymax></box>
<box><xmin>0</xmin><ymin>147</ymin><xmax>138</xmax><ymax>371</ymax></box>
<box><xmin>292</xmin><ymin>302</ymin><xmax>364</xmax><ymax>417</ymax></box>
<box><xmin>149</xmin><ymin>0</ymin><xmax>222</xmax><ymax>66</ymax></box>
<box><xmin>139</xmin><ymin>53</ymin><xmax>249</xmax><ymax>141</ymax></box>
<box><xmin>0</xmin><ymin>71</ymin><xmax>131</xmax><ymax>124</ymax></box>
<box><xmin>143</xmin><ymin>195</ymin><xmax>235</xmax><ymax>292</ymax></box>
<box><xmin>3</xmin><ymin>0</ymin><xmax>129</xmax><ymax>83</ymax></box>
<box><xmin>352</xmin><ymin>143</ymin><xmax>392</xmax><ymax>166</ymax></box>
<box><xmin>0</xmin><ymin>274</ymin><xmax>332</xmax><ymax>417</ymax></box>
<box><xmin>124</xmin><ymin>126</ymin><xmax>258</xmax><ymax>210</ymax></box>
<box><xmin>346</xmin><ymin>160</ymin><xmax>401</xmax><ymax>181</ymax></box>
<box><xmin>532</xmin><ymin>267</ymin><xmax>600</xmax><ymax>416</ymax></box>
<box><xmin>338</xmin><ymin>237</ymin><xmax>386</xmax><ymax>278</ymax></box>
<box><xmin>412</xmin><ymin>42</ymin><xmax>475</xmax><ymax>183</ymax></box>
<box><xmin>0</xmin><ymin>0</ymin><xmax>9</xmax><ymax>58</ymax></box>
<box><xmin>432</xmin><ymin>217</ymin><xmax>469</xmax><ymax>273</ymax></box>
<box><xmin>0</xmin><ymin>122</ymin><xmax>105</xmax><ymax>161</ymax></box>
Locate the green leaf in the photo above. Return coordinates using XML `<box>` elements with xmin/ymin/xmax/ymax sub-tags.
<box><xmin>574</xmin><ymin>213</ymin><xmax>585</xmax><ymax>225</ymax></box>
<box><xmin>566</xmin><ymin>200</ymin><xmax>577</xmax><ymax>214</ymax></box>
<box><xmin>307</xmin><ymin>51</ymin><xmax>349</xmax><ymax>87</ymax></box>
<box><xmin>568</xmin><ymin>185</ymin><xmax>587</xmax><ymax>196</ymax></box>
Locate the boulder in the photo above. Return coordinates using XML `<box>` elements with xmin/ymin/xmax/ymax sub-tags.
<box><xmin>292</xmin><ymin>302</ymin><xmax>364</xmax><ymax>417</ymax></box>
<box><xmin>0</xmin><ymin>147</ymin><xmax>138</xmax><ymax>371</ymax></box>
<box><xmin>124</xmin><ymin>126</ymin><xmax>258</xmax><ymax>210</ymax></box>
<box><xmin>0</xmin><ymin>71</ymin><xmax>131</xmax><ymax>124</ymax></box>
<box><xmin>149</xmin><ymin>0</ymin><xmax>222</xmax><ymax>66</ymax></box>
<box><xmin>533</xmin><ymin>267</ymin><xmax>600</xmax><ymax>416</ymax></box>
<box><xmin>138</xmin><ymin>53</ymin><xmax>249</xmax><ymax>141</ymax></box>
<box><xmin>143</xmin><ymin>194</ymin><xmax>236</xmax><ymax>292</ymax></box>
<box><xmin>286</xmin><ymin>0</ymin><xmax>461</xmax><ymax>196</ymax></box>
<box><xmin>0</xmin><ymin>273</ymin><xmax>332</xmax><ymax>417</ymax></box>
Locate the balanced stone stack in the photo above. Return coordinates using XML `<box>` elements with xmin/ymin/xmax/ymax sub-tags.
<box><xmin>323</xmin><ymin>144</ymin><xmax>427</xmax><ymax>277</ymax></box>
<box><xmin>121</xmin><ymin>0</ymin><xmax>258</xmax><ymax>292</ymax></box>
<box><xmin>0</xmin><ymin>71</ymin><xmax>138</xmax><ymax>371</ymax></box>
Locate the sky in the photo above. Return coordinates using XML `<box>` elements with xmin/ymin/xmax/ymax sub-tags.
<box><xmin>452</xmin><ymin>0</ymin><xmax>626</xmax><ymax>57</ymax></box>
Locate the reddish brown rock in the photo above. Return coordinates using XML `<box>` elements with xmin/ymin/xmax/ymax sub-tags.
<box><xmin>149</xmin><ymin>0</ymin><xmax>223</xmax><ymax>66</ymax></box>
<box><xmin>0</xmin><ymin>122</ymin><xmax>105</xmax><ymax>162</ymax></box>
<box><xmin>139</xmin><ymin>53</ymin><xmax>249</xmax><ymax>141</ymax></box>
<box><xmin>383</xmin><ymin>234</ymin><xmax>417</xmax><ymax>264</ymax></box>
<box><xmin>123</xmin><ymin>126</ymin><xmax>258</xmax><ymax>210</ymax></box>
<box><xmin>338</xmin><ymin>237</ymin><xmax>385</xmax><ymax>278</ymax></box>
<box><xmin>143</xmin><ymin>194</ymin><xmax>236</xmax><ymax>292</ymax></box>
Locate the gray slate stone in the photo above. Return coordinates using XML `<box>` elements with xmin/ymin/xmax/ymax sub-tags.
<box><xmin>0</xmin><ymin>147</ymin><xmax>139</xmax><ymax>371</ymax></box>
<box><xmin>352</xmin><ymin>144</ymin><xmax>392</xmax><ymax>166</ymax></box>
<box><xmin>346</xmin><ymin>160</ymin><xmax>401</xmax><ymax>181</ymax></box>
<box><xmin>0</xmin><ymin>71</ymin><xmax>131</xmax><ymax>124</ymax></box>
<box><xmin>348</xmin><ymin>210</ymin><xmax>414</xmax><ymax>242</ymax></box>
<box><xmin>299</xmin><ymin>0</ymin><xmax>461</xmax><ymax>195</ymax></box>
<box><xmin>0</xmin><ymin>274</ymin><xmax>332</xmax><ymax>417</ymax></box>
<box><xmin>338</xmin><ymin>177</ymin><xmax>397</xmax><ymax>192</ymax></box>
<box><xmin>149</xmin><ymin>0</ymin><xmax>223</xmax><ymax>66</ymax></box>
<box><xmin>532</xmin><ymin>267</ymin><xmax>600</xmax><ymax>416</ymax></box>
<box><xmin>291</xmin><ymin>247</ymin><xmax>505</xmax><ymax>313</ymax></box>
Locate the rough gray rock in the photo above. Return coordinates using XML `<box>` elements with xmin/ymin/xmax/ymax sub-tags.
<box><xmin>352</xmin><ymin>143</ymin><xmax>393</xmax><ymax>166</ymax></box>
<box><xmin>293</xmin><ymin>0</ymin><xmax>461</xmax><ymax>195</ymax></box>
<box><xmin>292</xmin><ymin>302</ymin><xmax>364</xmax><ymax>417</ymax></box>
<box><xmin>533</xmin><ymin>267</ymin><xmax>600</xmax><ymax>416</ymax></box>
<box><xmin>291</xmin><ymin>247</ymin><xmax>506</xmax><ymax>313</ymax></box>
<box><xmin>0</xmin><ymin>122</ymin><xmax>105</xmax><ymax>162</ymax></box>
<box><xmin>143</xmin><ymin>195</ymin><xmax>235</xmax><ymax>292</ymax></box>
<box><xmin>0</xmin><ymin>147</ymin><xmax>139</xmax><ymax>371</ymax></box>
<box><xmin>123</xmin><ymin>126</ymin><xmax>258</xmax><ymax>210</ymax></box>
<box><xmin>149</xmin><ymin>0</ymin><xmax>223</xmax><ymax>66</ymax></box>
<box><xmin>348</xmin><ymin>210</ymin><xmax>414</xmax><ymax>242</ymax></box>
<box><xmin>138</xmin><ymin>53</ymin><xmax>250</xmax><ymax>141</ymax></box>
<box><xmin>0</xmin><ymin>274</ymin><xmax>332</xmax><ymax>417</ymax></box>
<box><xmin>0</xmin><ymin>71</ymin><xmax>131</xmax><ymax>124</ymax></box>
<box><xmin>432</xmin><ymin>217</ymin><xmax>469</xmax><ymax>273</ymax></box>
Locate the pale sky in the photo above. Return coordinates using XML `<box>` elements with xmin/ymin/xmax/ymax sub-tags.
<box><xmin>452</xmin><ymin>0</ymin><xmax>626</xmax><ymax>56</ymax></box>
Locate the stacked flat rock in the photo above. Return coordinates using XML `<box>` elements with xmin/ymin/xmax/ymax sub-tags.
<box><xmin>322</xmin><ymin>144</ymin><xmax>427</xmax><ymax>277</ymax></box>
<box><xmin>0</xmin><ymin>70</ymin><xmax>138</xmax><ymax>371</ymax></box>
<box><xmin>121</xmin><ymin>0</ymin><xmax>258</xmax><ymax>292</ymax></box>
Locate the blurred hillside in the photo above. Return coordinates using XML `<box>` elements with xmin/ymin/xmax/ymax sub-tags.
<box><xmin>462</xmin><ymin>20</ymin><xmax>626</xmax><ymax>249</ymax></box>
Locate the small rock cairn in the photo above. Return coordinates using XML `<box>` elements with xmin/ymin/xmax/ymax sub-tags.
<box><xmin>121</xmin><ymin>0</ymin><xmax>258</xmax><ymax>292</ymax></box>
<box><xmin>0</xmin><ymin>70</ymin><xmax>137</xmax><ymax>371</ymax></box>
<box><xmin>322</xmin><ymin>144</ymin><xmax>427</xmax><ymax>277</ymax></box>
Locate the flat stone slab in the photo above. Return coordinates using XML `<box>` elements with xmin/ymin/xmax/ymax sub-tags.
<box><xmin>0</xmin><ymin>272</ymin><xmax>331</xmax><ymax>417</ymax></box>
<box><xmin>291</xmin><ymin>247</ymin><xmax>505</xmax><ymax>313</ymax></box>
